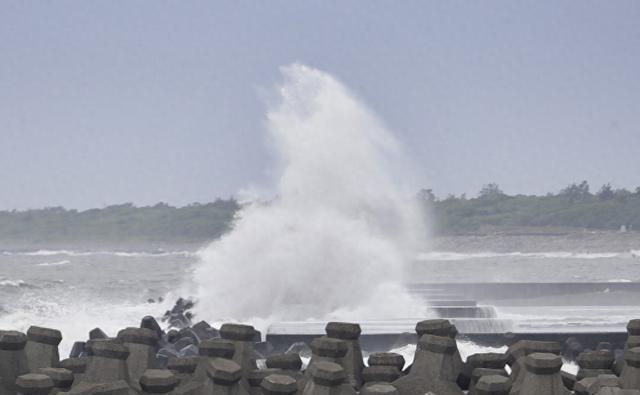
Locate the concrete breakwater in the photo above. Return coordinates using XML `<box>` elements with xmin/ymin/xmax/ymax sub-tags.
<box><xmin>2</xmin><ymin>304</ymin><xmax>640</xmax><ymax>395</ymax></box>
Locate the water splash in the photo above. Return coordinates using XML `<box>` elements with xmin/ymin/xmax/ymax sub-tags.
<box><xmin>192</xmin><ymin>64</ymin><xmax>427</xmax><ymax>325</ymax></box>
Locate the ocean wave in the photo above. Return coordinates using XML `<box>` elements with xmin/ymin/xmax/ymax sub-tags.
<box><xmin>0</xmin><ymin>279</ymin><xmax>27</xmax><ymax>287</ymax></box>
<box><xmin>1</xmin><ymin>249</ymin><xmax>196</xmax><ymax>258</ymax></box>
<box><xmin>416</xmin><ymin>251</ymin><xmax>624</xmax><ymax>261</ymax></box>
<box><xmin>36</xmin><ymin>260</ymin><xmax>70</xmax><ymax>267</ymax></box>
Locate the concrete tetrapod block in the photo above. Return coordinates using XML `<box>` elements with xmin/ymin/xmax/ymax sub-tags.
<box><xmin>621</xmin><ymin>347</ymin><xmax>640</xmax><ymax>390</ymax></box>
<box><xmin>117</xmin><ymin>328</ymin><xmax>159</xmax><ymax>391</ymax></box>
<box><xmin>507</xmin><ymin>340</ymin><xmax>562</xmax><ymax>393</ymax></box>
<box><xmin>37</xmin><ymin>367</ymin><xmax>74</xmax><ymax>392</ymax></box>
<box><xmin>302</xmin><ymin>361</ymin><xmax>356</xmax><ymax>395</ymax></box>
<box><xmin>468</xmin><ymin>368</ymin><xmax>508</xmax><ymax>395</ymax></box>
<box><xmin>577</xmin><ymin>350</ymin><xmax>616</xmax><ymax>380</ymax></box>
<box><xmin>166</xmin><ymin>356</ymin><xmax>199</xmax><ymax>388</ymax></box>
<box><xmin>266</xmin><ymin>354</ymin><xmax>302</xmax><ymax>371</ymax></box>
<box><xmin>367</xmin><ymin>353</ymin><xmax>405</xmax><ymax>372</ymax></box>
<box><xmin>25</xmin><ymin>326</ymin><xmax>62</xmax><ymax>372</ymax></box>
<box><xmin>361</xmin><ymin>366</ymin><xmax>401</xmax><ymax>385</ymax></box>
<box><xmin>220</xmin><ymin>324</ymin><xmax>258</xmax><ymax>384</ymax></box>
<box><xmin>325</xmin><ymin>322</ymin><xmax>364</xmax><ymax>389</ymax></box>
<box><xmin>392</xmin><ymin>336</ymin><xmax>465</xmax><ymax>395</ymax></box>
<box><xmin>359</xmin><ymin>384</ymin><xmax>399</xmax><ymax>395</ymax></box>
<box><xmin>475</xmin><ymin>375</ymin><xmax>511</xmax><ymax>395</ymax></box>
<box><xmin>302</xmin><ymin>336</ymin><xmax>349</xmax><ymax>390</ymax></box>
<box><xmin>139</xmin><ymin>369</ymin><xmax>178</xmax><ymax>394</ymax></box>
<box><xmin>59</xmin><ymin>357</ymin><xmax>88</xmax><ymax>385</ymax></box>
<box><xmin>460</xmin><ymin>353</ymin><xmax>507</xmax><ymax>390</ymax></box>
<box><xmin>200</xmin><ymin>339</ymin><xmax>236</xmax><ymax>360</ymax></box>
<box><xmin>409</xmin><ymin>334</ymin><xmax>463</xmax><ymax>383</ymax></box>
<box><xmin>415</xmin><ymin>319</ymin><xmax>457</xmax><ymax>338</ymax></box>
<box><xmin>205</xmin><ymin>358</ymin><xmax>249</xmax><ymax>395</ymax></box>
<box><xmin>88</xmin><ymin>329</ymin><xmax>108</xmax><ymax>341</ymax></box>
<box><xmin>260</xmin><ymin>374</ymin><xmax>297</xmax><ymax>395</ymax></box>
<box><xmin>517</xmin><ymin>352</ymin><xmax>570</xmax><ymax>395</ymax></box>
<box><xmin>79</xmin><ymin>339</ymin><xmax>130</xmax><ymax>390</ymax></box>
<box><xmin>88</xmin><ymin>380</ymin><xmax>133</xmax><ymax>395</ymax></box>
<box><xmin>192</xmin><ymin>339</ymin><xmax>238</xmax><ymax>387</ymax></box>
<box><xmin>247</xmin><ymin>368</ymin><xmax>280</xmax><ymax>395</ymax></box>
<box><xmin>0</xmin><ymin>330</ymin><xmax>29</xmax><ymax>395</ymax></box>
<box><xmin>628</xmin><ymin>320</ymin><xmax>640</xmax><ymax>336</ymax></box>
<box><xmin>140</xmin><ymin>317</ymin><xmax>164</xmax><ymax>341</ymax></box>
<box><xmin>15</xmin><ymin>374</ymin><xmax>54</xmax><ymax>395</ymax></box>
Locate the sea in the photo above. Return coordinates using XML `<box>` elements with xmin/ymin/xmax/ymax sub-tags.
<box><xmin>1</xmin><ymin>233</ymin><xmax>640</xmax><ymax>359</ymax></box>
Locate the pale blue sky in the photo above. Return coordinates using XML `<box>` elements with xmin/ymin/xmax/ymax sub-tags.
<box><xmin>1</xmin><ymin>1</ymin><xmax>639</xmax><ymax>209</ymax></box>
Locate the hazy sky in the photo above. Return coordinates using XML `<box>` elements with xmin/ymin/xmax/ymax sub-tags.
<box><xmin>1</xmin><ymin>1</ymin><xmax>639</xmax><ymax>210</ymax></box>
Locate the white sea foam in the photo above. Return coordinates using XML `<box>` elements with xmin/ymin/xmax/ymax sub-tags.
<box><xmin>0</xmin><ymin>296</ymin><xmax>174</xmax><ymax>356</ymax></box>
<box><xmin>36</xmin><ymin>260</ymin><xmax>70</xmax><ymax>267</ymax></box>
<box><xmin>192</xmin><ymin>64</ymin><xmax>426</xmax><ymax>326</ymax></box>
<box><xmin>1</xmin><ymin>249</ymin><xmax>195</xmax><ymax>258</ymax></box>
<box><xmin>0</xmin><ymin>279</ymin><xmax>26</xmax><ymax>287</ymax></box>
<box><xmin>417</xmin><ymin>251</ymin><xmax>624</xmax><ymax>261</ymax></box>
<box><xmin>388</xmin><ymin>341</ymin><xmax>507</xmax><ymax>367</ymax></box>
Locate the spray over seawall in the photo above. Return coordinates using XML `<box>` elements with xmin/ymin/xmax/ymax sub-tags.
<box><xmin>193</xmin><ymin>64</ymin><xmax>427</xmax><ymax>325</ymax></box>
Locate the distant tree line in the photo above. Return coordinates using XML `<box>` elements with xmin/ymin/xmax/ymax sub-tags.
<box><xmin>420</xmin><ymin>181</ymin><xmax>640</xmax><ymax>234</ymax></box>
<box><xmin>1</xmin><ymin>181</ymin><xmax>639</xmax><ymax>244</ymax></box>
<box><xmin>0</xmin><ymin>199</ymin><xmax>239</xmax><ymax>243</ymax></box>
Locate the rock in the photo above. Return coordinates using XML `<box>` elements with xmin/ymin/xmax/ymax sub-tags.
<box><xmin>88</xmin><ymin>328</ymin><xmax>108</xmax><ymax>340</ymax></box>
<box><xmin>69</xmin><ymin>342</ymin><xmax>87</xmax><ymax>358</ymax></box>
<box><xmin>140</xmin><ymin>317</ymin><xmax>164</xmax><ymax>340</ymax></box>
<box><xmin>191</xmin><ymin>321</ymin><xmax>219</xmax><ymax>342</ymax></box>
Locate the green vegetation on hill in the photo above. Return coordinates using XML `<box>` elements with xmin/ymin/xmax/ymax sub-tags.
<box><xmin>0</xmin><ymin>199</ymin><xmax>239</xmax><ymax>243</ymax></box>
<box><xmin>423</xmin><ymin>182</ymin><xmax>640</xmax><ymax>234</ymax></box>
<box><xmin>1</xmin><ymin>181</ymin><xmax>639</xmax><ymax>243</ymax></box>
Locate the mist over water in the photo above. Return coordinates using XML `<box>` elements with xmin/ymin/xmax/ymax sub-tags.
<box><xmin>192</xmin><ymin>64</ymin><xmax>427</xmax><ymax>324</ymax></box>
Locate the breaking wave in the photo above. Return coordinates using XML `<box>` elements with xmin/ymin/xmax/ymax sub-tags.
<box><xmin>1</xmin><ymin>249</ymin><xmax>195</xmax><ymax>258</ymax></box>
<box><xmin>192</xmin><ymin>63</ymin><xmax>427</xmax><ymax>325</ymax></box>
<box><xmin>417</xmin><ymin>251</ymin><xmax>630</xmax><ymax>261</ymax></box>
<box><xmin>36</xmin><ymin>260</ymin><xmax>71</xmax><ymax>267</ymax></box>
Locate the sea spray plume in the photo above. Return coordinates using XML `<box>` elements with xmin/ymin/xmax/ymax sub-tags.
<box><xmin>193</xmin><ymin>63</ymin><xmax>427</xmax><ymax>323</ymax></box>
